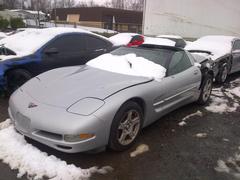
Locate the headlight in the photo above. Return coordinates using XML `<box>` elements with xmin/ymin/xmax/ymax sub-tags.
<box><xmin>64</xmin><ymin>134</ymin><xmax>95</xmax><ymax>142</ymax></box>
<box><xmin>67</xmin><ymin>97</ymin><xmax>105</xmax><ymax>116</ymax></box>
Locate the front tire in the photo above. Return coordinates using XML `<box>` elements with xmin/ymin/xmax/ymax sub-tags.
<box><xmin>108</xmin><ymin>101</ymin><xmax>143</xmax><ymax>151</ymax></box>
<box><xmin>216</xmin><ymin>63</ymin><xmax>229</xmax><ymax>84</ymax></box>
<box><xmin>6</xmin><ymin>69</ymin><xmax>32</xmax><ymax>94</ymax></box>
<box><xmin>197</xmin><ymin>73</ymin><xmax>213</xmax><ymax>105</ymax></box>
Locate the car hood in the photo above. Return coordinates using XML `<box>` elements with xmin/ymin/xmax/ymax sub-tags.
<box><xmin>21</xmin><ymin>65</ymin><xmax>152</xmax><ymax>108</ymax></box>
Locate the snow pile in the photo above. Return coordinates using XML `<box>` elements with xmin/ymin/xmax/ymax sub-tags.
<box><xmin>87</xmin><ymin>53</ymin><xmax>166</xmax><ymax>81</ymax></box>
<box><xmin>0</xmin><ymin>27</ymin><xmax>103</xmax><ymax>61</ymax></box>
<box><xmin>130</xmin><ymin>144</ymin><xmax>149</xmax><ymax>158</ymax></box>
<box><xmin>185</xmin><ymin>36</ymin><xmax>235</xmax><ymax>60</ymax></box>
<box><xmin>109</xmin><ymin>33</ymin><xmax>139</xmax><ymax>46</ymax></box>
<box><xmin>215</xmin><ymin>150</ymin><xmax>240</xmax><ymax>179</ymax></box>
<box><xmin>178</xmin><ymin>110</ymin><xmax>203</xmax><ymax>126</ymax></box>
<box><xmin>205</xmin><ymin>79</ymin><xmax>240</xmax><ymax>114</ymax></box>
<box><xmin>143</xmin><ymin>37</ymin><xmax>176</xmax><ymax>47</ymax></box>
<box><xmin>0</xmin><ymin>120</ymin><xmax>113</xmax><ymax>180</ymax></box>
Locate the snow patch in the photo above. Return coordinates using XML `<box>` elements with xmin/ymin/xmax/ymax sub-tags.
<box><xmin>185</xmin><ymin>36</ymin><xmax>236</xmax><ymax>61</ymax></box>
<box><xmin>195</xmin><ymin>133</ymin><xmax>207</xmax><ymax>138</ymax></box>
<box><xmin>157</xmin><ymin>35</ymin><xmax>183</xmax><ymax>39</ymax></box>
<box><xmin>215</xmin><ymin>152</ymin><xmax>240</xmax><ymax>179</ymax></box>
<box><xmin>109</xmin><ymin>33</ymin><xmax>139</xmax><ymax>46</ymax></box>
<box><xmin>178</xmin><ymin>111</ymin><xmax>203</xmax><ymax>126</ymax></box>
<box><xmin>178</xmin><ymin>121</ymin><xmax>187</xmax><ymax>127</ymax></box>
<box><xmin>0</xmin><ymin>119</ymin><xmax>12</xmax><ymax>130</ymax></box>
<box><xmin>0</xmin><ymin>120</ymin><xmax>113</xmax><ymax>180</ymax></box>
<box><xmin>87</xmin><ymin>53</ymin><xmax>166</xmax><ymax>81</ymax></box>
<box><xmin>130</xmin><ymin>144</ymin><xmax>149</xmax><ymax>158</ymax></box>
<box><xmin>205</xmin><ymin>79</ymin><xmax>240</xmax><ymax>114</ymax></box>
<box><xmin>143</xmin><ymin>37</ymin><xmax>176</xmax><ymax>47</ymax></box>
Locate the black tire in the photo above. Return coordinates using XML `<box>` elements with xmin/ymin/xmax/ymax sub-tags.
<box><xmin>108</xmin><ymin>101</ymin><xmax>143</xmax><ymax>151</ymax></box>
<box><xmin>6</xmin><ymin>69</ymin><xmax>32</xmax><ymax>94</ymax></box>
<box><xmin>197</xmin><ymin>73</ymin><xmax>213</xmax><ymax>105</ymax></box>
<box><xmin>216</xmin><ymin>63</ymin><xmax>229</xmax><ymax>84</ymax></box>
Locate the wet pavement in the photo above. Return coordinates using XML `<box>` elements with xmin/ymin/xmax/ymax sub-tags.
<box><xmin>0</xmin><ymin>73</ymin><xmax>240</xmax><ymax>180</ymax></box>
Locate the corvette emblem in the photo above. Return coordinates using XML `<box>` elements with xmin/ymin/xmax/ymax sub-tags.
<box><xmin>28</xmin><ymin>102</ymin><xmax>38</xmax><ymax>108</ymax></box>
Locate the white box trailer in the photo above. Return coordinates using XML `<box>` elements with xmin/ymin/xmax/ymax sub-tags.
<box><xmin>143</xmin><ymin>0</ymin><xmax>240</xmax><ymax>38</ymax></box>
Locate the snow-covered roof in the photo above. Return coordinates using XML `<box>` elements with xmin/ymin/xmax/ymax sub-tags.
<box><xmin>87</xmin><ymin>53</ymin><xmax>166</xmax><ymax>81</ymax></box>
<box><xmin>143</xmin><ymin>37</ymin><xmax>176</xmax><ymax>47</ymax></box>
<box><xmin>185</xmin><ymin>36</ymin><xmax>237</xmax><ymax>60</ymax></box>
<box><xmin>109</xmin><ymin>33</ymin><xmax>140</xmax><ymax>46</ymax></box>
<box><xmin>157</xmin><ymin>35</ymin><xmax>183</xmax><ymax>39</ymax></box>
<box><xmin>0</xmin><ymin>27</ymin><xmax>102</xmax><ymax>60</ymax></box>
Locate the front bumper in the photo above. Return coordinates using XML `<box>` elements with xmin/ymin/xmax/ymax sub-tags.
<box><xmin>8</xmin><ymin>89</ymin><xmax>107</xmax><ymax>153</ymax></box>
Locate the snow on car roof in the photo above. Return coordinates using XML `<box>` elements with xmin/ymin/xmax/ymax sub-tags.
<box><xmin>143</xmin><ymin>37</ymin><xmax>176</xmax><ymax>47</ymax></box>
<box><xmin>157</xmin><ymin>35</ymin><xmax>183</xmax><ymax>39</ymax></box>
<box><xmin>0</xmin><ymin>27</ymin><xmax>101</xmax><ymax>58</ymax></box>
<box><xmin>109</xmin><ymin>33</ymin><xmax>140</xmax><ymax>46</ymax></box>
<box><xmin>87</xmin><ymin>53</ymin><xmax>166</xmax><ymax>81</ymax></box>
<box><xmin>185</xmin><ymin>35</ymin><xmax>237</xmax><ymax>60</ymax></box>
<box><xmin>0</xmin><ymin>32</ymin><xmax>7</xmax><ymax>38</ymax></box>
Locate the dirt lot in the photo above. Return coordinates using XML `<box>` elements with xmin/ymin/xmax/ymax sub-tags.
<box><xmin>0</xmin><ymin>73</ymin><xmax>240</xmax><ymax>180</ymax></box>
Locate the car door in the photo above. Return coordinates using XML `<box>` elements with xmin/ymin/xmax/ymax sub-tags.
<box><xmin>33</xmin><ymin>34</ymin><xmax>88</xmax><ymax>74</ymax></box>
<box><xmin>153</xmin><ymin>51</ymin><xmax>201</xmax><ymax>117</ymax></box>
<box><xmin>84</xmin><ymin>34</ymin><xmax>112</xmax><ymax>61</ymax></box>
<box><xmin>231</xmin><ymin>39</ymin><xmax>240</xmax><ymax>73</ymax></box>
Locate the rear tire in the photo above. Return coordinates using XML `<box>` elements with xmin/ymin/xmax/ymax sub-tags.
<box><xmin>108</xmin><ymin>101</ymin><xmax>143</xmax><ymax>151</ymax></box>
<box><xmin>216</xmin><ymin>63</ymin><xmax>229</xmax><ymax>84</ymax></box>
<box><xmin>197</xmin><ymin>73</ymin><xmax>213</xmax><ymax>105</ymax></box>
<box><xmin>6</xmin><ymin>69</ymin><xmax>32</xmax><ymax>94</ymax></box>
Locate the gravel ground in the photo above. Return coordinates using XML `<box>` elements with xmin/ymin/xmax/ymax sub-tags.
<box><xmin>0</xmin><ymin>72</ymin><xmax>240</xmax><ymax>180</ymax></box>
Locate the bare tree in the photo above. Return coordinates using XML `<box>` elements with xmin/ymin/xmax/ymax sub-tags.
<box><xmin>112</xmin><ymin>0</ymin><xmax>124</xmax><ymax>9</ymax></box>
<box><xmin>127</xmin><ymin>0</ymin><xmax>144</xmax><ymax>11</ymax></box>
<box><xmin>65</xmin><ymin>0</ymin><xmax>75</xmax><ymax>8</ymax></box>
<box><xmin>111</xmin><ymin>0</ymin><xmax>143</xmax><ymax>11</ymax></box>
<box><xmin>3</xmin><ymin>0</ymin><xmax>19</xmax><ymax>9</ymax></box>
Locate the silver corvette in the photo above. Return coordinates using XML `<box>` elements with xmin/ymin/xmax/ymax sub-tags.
<box><xmin>9</xmin><ymin>45</ymin><xmax>213</xmax><ymax>153</ymax></box>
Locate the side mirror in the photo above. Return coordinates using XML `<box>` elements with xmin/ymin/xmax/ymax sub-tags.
<box><xmin>44</xmin><ymin>48</ymin><xmax>59</xmax><ymax>55</ymax></box>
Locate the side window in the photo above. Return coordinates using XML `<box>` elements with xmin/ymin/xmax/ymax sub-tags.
<box><xmin>45</xmin><ymin>34</ymin><xmax>86</xmax><ymax>53</ymax></box>
<box><xmin>85</xmin><ymin>35</ymin><xmax>109</xmax><ymax>50</ymax></box>
<box><xmin>168</xmin><ymin>51</ymin><xmax>192</xmax><ymax>76</ymax></box>
<box><xmin>233</xmin><ymin>40</ymin><xmax>240</xmax><ymax>51</ymax></box>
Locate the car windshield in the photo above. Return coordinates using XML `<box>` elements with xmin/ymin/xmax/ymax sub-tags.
<box><xmin>110</xmin><ymin>46</ymin><xmax>177</xmax><ymax>68</ymax></box>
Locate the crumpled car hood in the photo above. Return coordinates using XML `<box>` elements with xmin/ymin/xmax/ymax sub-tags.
<box><xmin>21</xmin><ymin>66</ymin><xmax>152</xmax><ymax>108</ymax></box>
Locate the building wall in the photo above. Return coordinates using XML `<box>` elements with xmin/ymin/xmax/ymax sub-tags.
<box><xmin>143</xmin><ymin>0</ymin><xmax>240</xmax><ymax>38</ymax></box>
<box><xmin>51</xmin><ymin>7</ymin><xmax>143</xmax><ymax>33</ymax></box>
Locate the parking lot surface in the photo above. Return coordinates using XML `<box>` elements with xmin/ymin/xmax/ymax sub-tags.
<box><xmin>0</xmin><ymin>73</ymin><xmax>240</xmax><ymax>180</ymax></box>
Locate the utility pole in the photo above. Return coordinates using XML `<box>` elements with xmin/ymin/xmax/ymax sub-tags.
<box><xmin>54</xmin><ymin>0</ymin><xmax>57</xmax><ymax>27</ymax></box>
<box><xmin>37</xmin><ymin>0</ymin><xmax>40</xmax><ymax>28</ymax></box>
